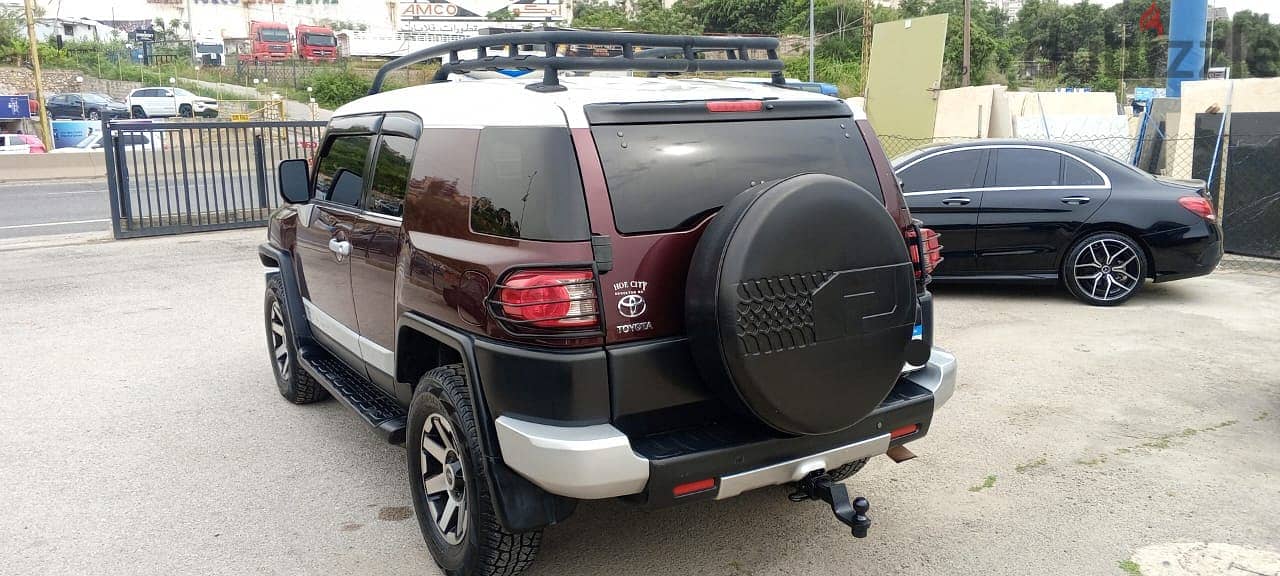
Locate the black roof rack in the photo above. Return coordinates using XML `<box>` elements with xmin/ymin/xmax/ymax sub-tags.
<box><xmin>368</xmin><ymin>30</ymin><xmax>785</xmax><ymax>95</ymax></box>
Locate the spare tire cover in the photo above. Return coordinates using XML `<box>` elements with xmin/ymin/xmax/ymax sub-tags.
<box><xmin>686</xmin><ymin>174</ymin><xmax>917</xmax><ymax>436</ymax></box>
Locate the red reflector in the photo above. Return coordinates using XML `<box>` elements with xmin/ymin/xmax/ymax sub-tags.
<box><xmin>673</xmin><ymin>478</ymin><xmax>716</xmax><ymax>497</ymax></box>
<box><xmin>706</xmin><ymin>100</ymin><xmax>763</xmax><ymax>113</ymax></box>
<box><xmin>1178</xmin><ymin>196</ymin><xmax>1216</xmax><ymax>221</ymax></box>
<box><xmin>890</xmin><ymin>424</ymin><xmax>919</xmax><ymax>439</ymax></box>
<box><xmin>495</xmin><ymin>270</ymin><xmax>598</xmax><ymax>329</ymax></box>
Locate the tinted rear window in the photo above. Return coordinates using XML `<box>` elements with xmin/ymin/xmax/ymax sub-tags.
<box><xmin>471</xmin><ymin>127</ymin><xmax>589</xmax><ymax>241</ymax></box>
<box><xmin>592</xmin><ymin>118</ymin><xmax>882</xmax><ymax>234</ymax></box>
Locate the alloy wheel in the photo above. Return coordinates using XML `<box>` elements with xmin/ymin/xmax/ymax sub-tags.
<box><xmin>269</xmin><ymin>301</ymin><xmax>289</xmax><ymax>379</ymax></box>
<box><xmin>420</xmin><ymin>413</ymin><xmax>469</xmax><ymax>545</ymax></box>
<box><xmin>1072</xmin><ymin>238</ymin><xmax>1141</xmax><ymax>302</ymax></box>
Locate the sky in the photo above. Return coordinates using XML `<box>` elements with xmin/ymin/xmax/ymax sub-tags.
<box><xmin>1091</xmin><ymin>0</ymin><xmax>1274</xmax><ymax>19</ymax></box>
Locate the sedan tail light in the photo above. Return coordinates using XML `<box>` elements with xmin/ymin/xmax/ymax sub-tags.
<box><xmin>1178</xmin><ymin>196</ymin><xmax>1216</xmax><ymax>221</ymax></box>
<box><xmin>492</xmin><ymin>269</ymin><xmax>599</xmax><ymax>329</ymax></box>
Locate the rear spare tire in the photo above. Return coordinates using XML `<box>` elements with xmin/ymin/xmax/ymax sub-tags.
<box><xmin>686</xmin><ymin>174</ymin><xmax>917</xmax><ymax>436</ymax></box>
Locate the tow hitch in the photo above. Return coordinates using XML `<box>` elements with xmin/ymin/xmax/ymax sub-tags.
<box><xmin>788</xmin><ymin>471</ymin><xmax>872</xmax><ymax>538</ymax></box>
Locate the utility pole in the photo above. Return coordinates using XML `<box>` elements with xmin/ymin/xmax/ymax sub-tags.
<box><xmin>1206</xmin><ymin>1</ymin><xmax>1215</xmax><ymax>72</ymax></box>
<box><xmin>23</xmin><ymin>0</ymin><xmax>52</xmax><ymax>150</ymax></box>
<box><xmin>1120</xmin><ymin>22</ymin><xmax>1126</xmax><ymax>102</ymax></box>
<box><xmin>962</xmin><ymin>0</ymin><xmax>971</xmax><ymax>86</ymax></box>
<box><xmin>808</xmin><ymin>0</ymin><xmax>815</xmax><ymax>82</ymax></box>
<box><xmin>861</xmin><ymin>0</ymin><xmax>873</xmax><ymax>95</ymax></box>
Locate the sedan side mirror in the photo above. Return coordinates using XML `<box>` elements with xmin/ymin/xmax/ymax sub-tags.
<box><xmin>278</xmin><ymin>158</ymin><xmax>311</xmax><ymax>204</ymax></box>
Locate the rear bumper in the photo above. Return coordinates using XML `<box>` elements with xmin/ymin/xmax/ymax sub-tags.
<box><xmin>1145</xmin><ymin>221</ymin><xmax>1223</xmax><ymax>282</ymax></box>
<box><xmin>494</xmin><ymin>347</ymin><xmax>956</xmax><ymax>502</ymax></box>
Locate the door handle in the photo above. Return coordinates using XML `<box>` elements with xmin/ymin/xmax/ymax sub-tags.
<box><xmin>328</xmin><ymin>238</ymin><xmax>351</xmax><ymax>257</ymax></box>
<box><xmin>1060</xmin><ymin>196</ymin><xmax>1091</xmax><ymax>205</ymax></box>
<box><xmin>941</xmin><ymin>197</ymin><xmax>972</xmax><ymax>206</ymax></box>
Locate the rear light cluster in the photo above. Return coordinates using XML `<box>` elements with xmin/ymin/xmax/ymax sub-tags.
<box><xmin>492</xmin><ymin>269</ymin><xmax>599</xmax><ymax>330</ymax></box>
<box><xmin>1178</xmin><ymin>196</ymin><xmax>1216</xmax><ymax>221</ymax></box>
<box><xmin>905</xmin><ymin>225</ymin><xmax>943</xmax><ymax>280</ymax></box>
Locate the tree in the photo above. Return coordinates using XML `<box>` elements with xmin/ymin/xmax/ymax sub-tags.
<box><xmin>573</xmin><ymin>0</ymin><xmax>632</xmax><ymax>29</ymax></box>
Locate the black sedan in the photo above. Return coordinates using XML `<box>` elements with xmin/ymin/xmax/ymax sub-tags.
<box><xmin>46</xmin><ymin>93</ymin><xmax>128</xmax><ymax>121</ymax></box>
<box><xmin>893</xmin><ymin>140</ymin><xmax>1223</xmax><ymax>305</ymax></box>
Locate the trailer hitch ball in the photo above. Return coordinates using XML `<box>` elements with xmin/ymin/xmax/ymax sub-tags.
<box><xmin>788</xmin><ymin>471</ymin><xmax>873</xmax><ymax>539</ymax></box>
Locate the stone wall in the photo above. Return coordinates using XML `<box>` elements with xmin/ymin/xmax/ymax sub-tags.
<box><xmin>0</xmin><ymin>67</ymin><xmax>141</xmax><ymax>100</ymax></box>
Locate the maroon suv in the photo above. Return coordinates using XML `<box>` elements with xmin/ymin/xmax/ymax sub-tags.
<box><xmin>260</xmin><ymin>31</ymin><xmax>955</xmax><ymax>576</ymax></box>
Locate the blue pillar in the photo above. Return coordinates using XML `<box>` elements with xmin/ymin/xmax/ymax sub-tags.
<box><xmin>1167</xmin><ymin>0</ymin><xmax>1207</xmax><ymax>98</ymax></box>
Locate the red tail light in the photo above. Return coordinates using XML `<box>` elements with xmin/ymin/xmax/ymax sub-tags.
<box><xmin>706</xmin><ymin>100</ymin><xmax>763</xmax><ymax>113</ymax></box>
<box><xmin>905</xmin><ymin>226</ymin><xmax>943</xmax><ymax>279</ymax></box>
<box><xmin>1178</xmin><ymin>196</ymin><xmax>1216</xmax><ymax>221</ymax></box>
<box><xmin>494</xmin><ymin>269</ymin><xmax>599</xmax><ymax>329</ymax></box>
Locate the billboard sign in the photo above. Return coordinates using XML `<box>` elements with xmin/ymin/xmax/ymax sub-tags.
<box><xmin>1</xmin><ymin>95</ymin><xmax>31</xmax><ymax>120</ymax></box>
<box><xmin>51</xmin><ymin>120</ymin><xmax>100</xmax><ymax>149</ymax></box>
<box><xmin>398</xmin><ymin>0</ymin><xmax>564</xmax><ymax>24</ymax></box>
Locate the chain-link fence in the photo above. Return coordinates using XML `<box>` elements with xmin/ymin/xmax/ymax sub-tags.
<box><xmin>877</xmin><ymin>130</ymin><xmax>1279</xmax><ymax>271</ymax></box>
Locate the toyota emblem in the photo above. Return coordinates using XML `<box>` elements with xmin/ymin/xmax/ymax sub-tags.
<box><xmin>618</xmin><ymin>294</ymin><xmax>646</xmax><ymax>318</ymax></box>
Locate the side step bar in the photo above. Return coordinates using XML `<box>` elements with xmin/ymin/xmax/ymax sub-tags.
<box><xmin>297</xmin><ymin>344</ymin><xmax>407</xmax><ymax>444</ymax></box>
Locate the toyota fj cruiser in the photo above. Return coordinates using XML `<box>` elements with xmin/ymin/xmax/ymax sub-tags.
<box><xmin>260</xmin><ymin>31</ymin><xmax>954</xmax><ymax>576</ymax></box>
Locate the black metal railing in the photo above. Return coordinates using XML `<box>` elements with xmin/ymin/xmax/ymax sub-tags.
<box><xmin>102</xmin><ymin>118</ymin><xmax>326</xmax><ymax>239</ymax></box>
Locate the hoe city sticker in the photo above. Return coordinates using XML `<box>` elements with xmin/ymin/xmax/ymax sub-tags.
<box><xmin>613</xmin><ymin>280</ymin><xmax>652</xmax><ymax>334</ymax></box>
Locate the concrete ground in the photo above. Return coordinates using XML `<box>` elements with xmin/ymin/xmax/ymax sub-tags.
<box><xmin>2</xmin><ymin>228</ymin><xmax>1277</xmax><ymax>576</ymax></box>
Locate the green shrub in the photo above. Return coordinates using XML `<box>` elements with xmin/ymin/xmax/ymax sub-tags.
<box><xmin>308</xmin><ymin>70</ymin><xmax>372</xmax><ymax>109</ymax></box>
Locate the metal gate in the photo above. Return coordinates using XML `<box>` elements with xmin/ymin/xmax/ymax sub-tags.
<box><xmin>103</xmin><ymin>119</ymin><xmax>326</xmax><ymax>239</ymax></box>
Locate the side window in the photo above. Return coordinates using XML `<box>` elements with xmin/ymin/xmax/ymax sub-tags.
<box><xmin>1063</xmin><ymin>157</ymin><xmax>1104</xmax><ymax>186</ymax></box>
<box><xmin>470</xmin><ymin>127</ymin><xmax>589</xmax><ymax>241</ymax></box>
<box><xmin>315</xmin><ymin>134</ymin><xmax>373</xmax><ymax>206</ymax></box>
<box><xmin>898</xmin><ymin>149</ymin><xmax>985</xmax><ymax>193</ymax></box>
<box><xmin>993</xmin><ymin>149</ymin><xmax>1063</xmax><ymax>188</ymax></box>
<box><xmin>365</xmin><ymin>135</ymin><xmax>415</xmax><ymax>218</ymax></box>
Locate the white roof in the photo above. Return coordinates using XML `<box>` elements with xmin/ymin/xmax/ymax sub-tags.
<box><xmin>333</xmin><ymin>74</ymin><xmax>843</xmax><ymax>129</ymax></box>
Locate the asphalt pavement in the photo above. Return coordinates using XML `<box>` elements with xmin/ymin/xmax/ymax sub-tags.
<box><xmin>2</xmin><ymin>229</ymin><xmax>1278</xmax><ymax>576</ymax></box>
<box><xmin>0</xmin><ymin>179</ymin><xmax>111</xmax><ymax>239</ymax></box>
<box><xmin>0</xmin><ymin>173</ymin><xmax>270</xmax><ymax>240</ymax></box>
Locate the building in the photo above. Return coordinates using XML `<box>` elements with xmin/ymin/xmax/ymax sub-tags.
<box><xmin>34</xmin><ymin>17</ymin><xmax>117</xmax><ymax>43</ymax></box>
<box><xmin>34</xmin><ymin>0</ymin><xmax>572</xmax><ymax>57</ymax></box>
<box><xmin>1001</xmin><ymin>0</ymin><xmax>1024</xmax><ymax>19</ymax></box>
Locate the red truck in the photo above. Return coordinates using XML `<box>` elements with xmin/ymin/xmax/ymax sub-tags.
<box><xmin>295</xmin><ymin>24</ymin><xmax>338</xmax><ymax>61</ymax></box>
<box><xmin>240</xmin><ymin>20</ymin><xmax>292</xmax><ymax>62</ymax></box>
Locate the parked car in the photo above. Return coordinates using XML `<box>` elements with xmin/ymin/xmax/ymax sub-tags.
<box><xmin>50</xmin><ymin>130</ymin><xmax>162</xmax><ymax>153</ymax></box>
<box><xmin>46</xmin><ymin>92</ymin><xmax>129</xmax><ymax>120</ymax></box>
<box><xmin>260</xmin><ymin>31</ymin><xmax>954</xmax><ymax>576</ymax></box>
<box><xmin>893</xmin><ymin>140</ymin><xmax>1223</xmax><ymax>305</ymax></box>
<box><xmin>0</xmin><ymin>133</ymin><xmax>46</xmax><ymax>154</ymax></box>
<box><xmin>125</xmin><ymin>87</ymin><xmax>218</xmax><ymax>118</ymax></box>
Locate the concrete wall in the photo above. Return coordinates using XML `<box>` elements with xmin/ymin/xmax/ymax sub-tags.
<box><xmin>0</xmin><ymin>67</ymin><xmax>142</xmax><ymax>101</ymax></box>
<box><xmin>0</xmin><ymin>152</ymin><xmax>107</xmax><ymax>182</ymax></box>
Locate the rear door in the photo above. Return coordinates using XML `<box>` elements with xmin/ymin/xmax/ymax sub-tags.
<box><xmin>350</xmin><ymin>114</ymin><xmax>419</xmax><ymax>393</ymax></box>
<box><xmin>976</xmin><ymin>146</ymin><xmax>1111</xmax><ymax>275</ymax></box>
<box><xmin>294</xmin><ymin>115</ymin><xmax>379</xmax><ymax>375</ymax></box>
<box><xmin>898</xmin><ymin>147</ymin><xmax>988</xmax><ymax>275</ymax></box>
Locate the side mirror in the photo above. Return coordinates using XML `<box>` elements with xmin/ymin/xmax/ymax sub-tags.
<box><xmin>278</xmin><ymin>158</ymin><xmax>311</xmax><ymax>204</ymax></box>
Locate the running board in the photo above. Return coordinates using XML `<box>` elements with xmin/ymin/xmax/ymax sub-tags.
<box><xmin>297</xmin><ymin>345</ymin><xmax>407</xmax><ymax>444</ymax></box>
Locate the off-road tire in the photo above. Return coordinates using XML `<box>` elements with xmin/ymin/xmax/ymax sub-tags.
<box><xmin>264</xmin><ymin>275</ymin><xmax>327</xmax><ymax>403</ymax></box>
<box><xmin>179</xmin><ymin>104</ymin><xmax>193</xmax><ymax>118</ymax></box>
<box><xmin>409</xmin><ymin>365</ymin><xmax>541</xmax><ymax>576</ymax></box>
<box><xmin>1062</xmin><ymin>232</ymin><xmax>1147</xmax><ymax>307</ymax></box>
<box><xmin>825</xmin><ymin>458</ymin><xmax>869</xmax><ymax>483</ymax></box>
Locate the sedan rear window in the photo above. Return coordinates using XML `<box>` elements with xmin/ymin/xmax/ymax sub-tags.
<box><xmin>592</xmin><ymin>118</ymin><xmax>882</xmax><ymax>234</ymax></box>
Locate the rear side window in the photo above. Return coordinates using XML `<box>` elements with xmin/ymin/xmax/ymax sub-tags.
<box><xmin>365</xmin><ymin>135</ymin><xmax>416</xmax><ymax>217</ymax></box>
<box><xmin>899</xmin><ymin>149</ymin><xmax>985</xmax><ymax>192</ymax></box>
<box><xmin>1063</xmin><ymin>157</ymin><xmax>1104</xmax><ymax>186</ymax></box>
<box><xmin>993</xmin><ymin>149</ymin><xmax>1063</xmax><ymax>188</ymax></box>
<box><xmin>592</xmin><ymin>118</ymin><xmax>881</xmax><ymax>234</ymax></box>
<box><xmin>471</xmin><ymin>127</ymin><xmax>589</xmax><ymax>241</ymax></box>
<box><xmin>315</xmin><ymin>134</ymin><xmax>373</xmax><ymax>206</ymax></box>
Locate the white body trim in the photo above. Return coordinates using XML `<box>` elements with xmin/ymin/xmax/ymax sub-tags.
<box><xmin>494</xmin><ymin>417</ymin><xmax>650</xmax><ymax>499</ymax></box>
<box><xmin>303</xmin><ymin>298</ymin><xmax>396</xmax><ymax>376</ymax></box>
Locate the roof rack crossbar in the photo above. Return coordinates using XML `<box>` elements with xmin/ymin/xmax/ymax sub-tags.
<box><xmin>370</xmin><ymin>30</ymin><xmax>786</xmax><ymax>94</ymax></box>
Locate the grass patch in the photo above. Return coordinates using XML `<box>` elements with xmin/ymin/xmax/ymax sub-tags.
<box><xmin>1257</xmin><ymin>411</ymin><xmax>1270</xmax><ymax>421</ymax></box>
<box><xmin>968</xmin><ymin>475</ymin><xmax>996</xmax><ymax>492</ymax></box>
<box><xmin>1117</xmin><ymin>559</ymin><xmax>1142</xmax><ymax>575</ymax></box>
<box><xmin>1015</xmin><ymin>457</ymin><xmax>1047</xmax><ymax>473</ymax></box>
